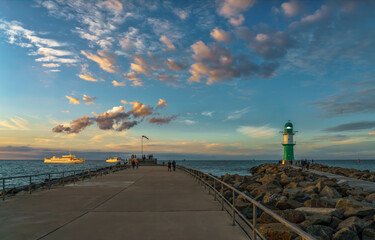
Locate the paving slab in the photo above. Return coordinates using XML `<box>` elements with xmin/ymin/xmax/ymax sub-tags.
<box><xmin>0</xmin><ymin>166</ymin><xmax>248</xmax><ymax>240</ymax></box>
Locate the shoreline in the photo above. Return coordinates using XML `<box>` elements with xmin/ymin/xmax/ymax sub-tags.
<box><xmin>220</xmin><ymin>163</ymin><xmax>375</xmax><ymax>240</ymax></box>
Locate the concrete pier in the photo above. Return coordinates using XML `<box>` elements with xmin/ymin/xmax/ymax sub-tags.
<box><xmin>0</xmin><ymin>166</ymin><xmax>247</xmax><ymax>240</ymax></box>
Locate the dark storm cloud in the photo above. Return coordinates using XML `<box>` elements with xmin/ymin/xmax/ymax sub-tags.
<box><xmin>324</xmin><ymin>121</ymin><xmax>375</xmax><ymax>132</ymax></box>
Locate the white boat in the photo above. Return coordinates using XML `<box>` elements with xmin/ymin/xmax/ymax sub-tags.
<box><xmin>44</xmin><ymin>153</ymin><xmax>85</xmax><ymax>164</ymax></box>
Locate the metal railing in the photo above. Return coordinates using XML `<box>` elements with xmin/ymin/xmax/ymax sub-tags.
<box><xmin>0</xmin><ymin>164</ymin><xmax>127</xmax><ymax>201</ymax></box>
<box><xmin>179</xmin><ymin>166</ymin><xmax>316</xmax><ymax>240</ymax></box>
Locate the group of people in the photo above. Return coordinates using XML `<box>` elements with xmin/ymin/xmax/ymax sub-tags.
<box><xmin>131</xmin><ymin>159</ymin><xmax>139</xmax><ymax>169</ymax></box>
<box><xmin>298</xmin><ymin>159</ymin><xmax>311</xmax><ymax>170</ymax></box>
<box><xmin>167</xmin><ymin>160</ymin><xmax>176</xmax><ymax>172</ymax></box>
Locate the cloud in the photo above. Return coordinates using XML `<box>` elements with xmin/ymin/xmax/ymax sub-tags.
<box><xmin>324</xmin><ymin>121</ymin><xmax>375</xmax><ymax>132</ymax></box>
<box><xmin>155</xmin><ymin>74</ymin><xmax>180</xmax><ymax>86</ymax></box>
<box><xmin>78</xmin><ymin>74</ymin><xmax>98</xmax><ymax>82</ymax></box>
<box><xmin>52</xmin><ymin>115</ymin><xmax>93</xmax><ymax>134</ymax></box>
<box><xmin>159</xmin><ymin>35</ymin><xmax>176</xmax><ymax>51</ymax></box>
<box><xmin>173</xmin><ymin>9</ymin><xmax>188</xmax><ymax>20</ymax></box>
<box><xmin>157</xmin><ymin>99</ymin><xmax>168</xmax><ymax>108</ymax></box>
<box><xmin>227</xmin><ymin>107</ymin><xmax>250</xmax><ymax>120</ymax></box>
<box><xmin>129</xmin><ymin>101</ymin><xmax>153</xmax><ymax>118</ymax></box>
<box><xmin>149</xmin><ymin>115</ymin><xmax>177</xmax><ymax>124</ymax></box>
<box><xmin>117</xmin><ymin>121</ymin><xmax>138</xmax><ymax>131</ymax></box>
<box><xmin>183</xmin><ymin>120</ymin><xmax>196</xmax><ymax>125</ymax></box>
<box><xmin>0</xmin><ymin>116</ymin><xmax>29</xmax><ymax>130</ymax></box>
<box><xmin>289</xmin><ymin>4</ymin><xmax>332</xmax><ymax>29</ymax></box>
<box><xmin>237</xmin><ymin>125</ymin><xmax>277</xmax><ymax>138</ymax></box>
<box><xmin>210</xmin><ymin>27</ymin><xmax>231</xmax><ymax>43</ymax></box>
<box><xmin>124</xmin><ymin>72</ymin><xmax>142</xmax><ymax>86</ymax></box>
<box><xmin>237</xmin><ymin>26</ymin><xmax>297</xmax><ymax>60</ymax></box>
<box><xmin>167</xmin><ymin>59</ymin><xmax>187</xmax><ymax>71</ymax></box>
<box><xmin>202</xmin><ymin>111</ymin><xmax>214</xmax><ymax>117</ymax></box>
<box><xmin>130</xmin><ymin>54</ymin><xmax>150</xmax><ymax>76</ymax></box>
<box><xmin>83</xmin><ymin>94</ymin><xmax>96</xmax><ymax>104</ymax></box>
<box><xmin>81</xmin><ymin>50</ymin><xmax>117</xmax><ymax>73</ymax></box>
<box><xmin>188</xmin><ymin>41</ymin><xmax>279</xmax><ymax>84</ymax></box>
<box><xmin>112</xmin><ymin>80</ymin><xmax>126</xmax><ymax>86</ymax></box>
<box><xmin>121</xmin><ymin>100</ymin><xmax>128</xmax><ymax>104</ymax></box>
<box><xmin>66</xmin><ymin>95</ymin><xmax>80</xmax><ymax>104</ymax></box>
<box><xmin>218</xmin><ymin>0</ymin><xmax>255</xmax><ymax>26</ymax></box>
<box><xmin>42</xmin><ymin>63</ymin><xmax>60</xmax><ymax>68</ymax></box>
<box><xmin>281</xmin><ymin>0</ymin><xmax>301</xmax><ymax>17</ymax></box>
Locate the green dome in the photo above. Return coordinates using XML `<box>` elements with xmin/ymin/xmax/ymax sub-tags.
<box><xmin>284</xmin><ymin>122</ymin><xmax>293</xmax><ymax>128</ymax></box>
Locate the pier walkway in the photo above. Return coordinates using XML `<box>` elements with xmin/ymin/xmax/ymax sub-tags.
<box><xmin>0</xmin><ymin>166</ymin><xmax>248</xmax><ymax>240</ymax></box>
<box><xmin>291</xmin><ymin>166</ymin><xmax>375</xmax><ymax>192</ymax></box>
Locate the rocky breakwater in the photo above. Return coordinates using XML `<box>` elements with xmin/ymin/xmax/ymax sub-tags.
<box><xmin>310</xmin><ymin>164</ymin><xmax>375</xmax><ymax>182</ymax></box>
<box><xmin>219</xmin><ymin>164</ymin><xmax>375</xmax><ymax>240</ymax></box>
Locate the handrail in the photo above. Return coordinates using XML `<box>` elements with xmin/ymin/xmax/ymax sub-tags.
<box><xmin>0</xmin><ymin>164</ymin><xmax>127</xmax><ymax>201</ymax></box>
<box><xmin>179</xmin><ymin>166</ymin><xmax>316</xmax><ymax>240</ymax></box>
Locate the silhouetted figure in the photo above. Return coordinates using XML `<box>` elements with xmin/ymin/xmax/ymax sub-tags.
<box><xmin>172</xmin><ymin>160</ymin><xmax>176</xmax><ymax>171</ymax></box>
<box><xmin>167</xmin><ymin>161</ymin><xmax>171</xmax><ymax>172</ymax></box>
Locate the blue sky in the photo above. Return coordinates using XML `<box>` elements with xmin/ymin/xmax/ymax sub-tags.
<box><xmin>1</xmin><ymin>0</ymin><xmax>375</xmax><ymax>160</ymax></box>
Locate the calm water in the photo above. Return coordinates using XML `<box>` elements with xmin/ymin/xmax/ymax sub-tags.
<box><xmin>1</xmin><ymin>159</ymin><xmax>375</xmax><ymax>188</ymax></box>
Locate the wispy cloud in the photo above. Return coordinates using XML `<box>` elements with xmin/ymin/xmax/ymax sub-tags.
<box><xmin>0</xmin><ymin>116</ymin><xmax>29</xmax><ymax>130</ymax></box>
<box><xmin>83</xmin><ymin>94</ymin><xmax>96</xmax><ymax>104</ymax></box>
<box><xmin>227</xmin><ymin>107</ymin><xmax>250</xmax><ymax>120</ymax></box>
<box><xmin>78</xmin><ymin>74</ymin><xmax>98</xmax><ymax>82</ymax></box>
<box><xmin>183</xmin><ymin>119</ymin><xmax>197</xmax><ymax>125</ymax></box>
<box><xmin>112</xmin><ymin>80</ymin><xmax>126</xmax><ymax>86</ymax></box>
<box><xmin>218</xmin><ymin>0</ymin><xmax>255</xmax><ymax>26</ymax></box>
<box><xmin>66</xmin><ymin>95</ymin><xmax>80</xmax><ymax>104</ymax></box>
<box><xmin>81</xmin><ymin>50</ymin><xmax>117</xmax><ymax>73</ymax></box>
<box><xmin>159</xmin><ymin>35</ymin><xmax>176</xmax><ymax>51</ymax></box>
<box><xmin>210</xmin><ymin>27</ymin><xmax>231</xmax><ymax>43</ymax></box>
<box><xmin>202</xmin><ymin>111</ymin><xmax>214</xmax><ymax>117</ymax></box>
<box><xmin>237</xmin><ymin>125</ymin><xmax>277</xmax><ymax>138</ymax></box>
<box><xmin>157</xmin><ymin>99</ymin><xmax>168</xmax><ymax>108</ymax></box>
<box><xmin>324</xmin><ymin>121</ymin><xmax>375</xmax><ymax>132</ymax></box>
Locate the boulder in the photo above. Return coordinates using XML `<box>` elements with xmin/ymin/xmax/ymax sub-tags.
<box><xmin>365</xmin><ymin>193</ymin><xmax>375</xmax><ymax>202</ymax></box>
<box><xmin>336</xmin><ymin>198</ymin><xmax>375</xmax><ymax>218</ymax></box>
<box><xmin>258</xmin><ymin>223</ymin><xmax>297</xmax><ymax>240</ymax></box>
<box><xmin>306</xmin><ymin>225</ymin><xmax>333</xmax><ymax>240</ymax></box>
<box><xmin>295</xmin><ymin>207</ymin><xmax>341</xmax><ymax>217</ymax></box>
<box><xmin>233</xmin><ymin>182</ymin><xmax>242</xmax><ymax>189</ymax></box>
<box><xmin>282</xmin><ymin>187</ymin><xmax>305</xmax><ymax>200</ymax></box>
<box><xmin>259</xmin><ymin>212</ymin><xmax>278</xmax><ymax>224</ymax></box>
<box><xmin>337</xmin><ymin>216</ymin><xmax>368</xmax><ymax>233</ymax></box>
<box><xmin>263</xmin><ymin>192</ymin><xmax>286</xmax><ymax>205</ymax></box>
<box><xmin>285</xmin><ymin>182</ymin><xmax>298</xmax><ymax>188</ymax></box>
<box><xmin>302</xmin><ymin>185</ymin><xmax>318</xmax><ymax>195</ymax></box>
<box><xmin>275</xmin><ymin>199</ymin><xmax>303</xmax><ymax>210</ymax></box>
<box><xmin>279</xmin><ymin>209</ymin><xmax>305</xmax><ymax>224</ymax></box>
<box><xmin>316</xmin><ymin>181</ymin><xmax>326</xmax><ymax>192</ymax></box>
<box><xmin>332</xmin><ymin>227</ymin><xmax>360</xmax><ymax>240</ymax></box>
<box><xmin>362</xmin><ymin>228</ymin><xmax>375</xmax><ymax>240</ymax></box>
<box><xmin>320</xmin><ymin>185</ymin><xmax>342</xmax><ymax>198</ymax></box>
<box><xmin>258</xmin><ymin>174</ymin><xmax>278</xmax><ymax>185</ymax></box>
<box><xmin>245</xmin><ymin>182</ymin><xmax>261</xmax><ymax>192</ymax></box>
<box><xmin>330</xmin><ymin>216</ymin><xmax>343</xmax><ymax>229</ymax></box>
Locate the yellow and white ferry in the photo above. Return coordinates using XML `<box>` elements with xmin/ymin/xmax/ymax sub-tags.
<box><xmin>44</xmin><ymin>153</ymin><xmax>85</xmax><ymax>164</ymax></box>
<box><xmin>106</xmin><ymin>157</ymin><xmax>122</xmax><ymax>163</ymax></box>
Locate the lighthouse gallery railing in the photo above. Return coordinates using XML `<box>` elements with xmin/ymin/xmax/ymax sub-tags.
<box><xmin>179</xmin><ymin>166</ymin><xmax>316</xmax><ymax>240</ymax></box>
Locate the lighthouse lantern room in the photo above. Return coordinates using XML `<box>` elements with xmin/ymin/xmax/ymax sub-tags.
<box><xmin>281</xmin><ymin>121</ymin><xmax>296</xmax><ymax>165</ymax></box>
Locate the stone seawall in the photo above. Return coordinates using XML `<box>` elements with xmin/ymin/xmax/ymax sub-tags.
<box><xmin>310</xmin><ymin>164</ymin><xmax>375</xmax><ymax>182</ymax></box>
<box><xmin>219</xmin><ymin>164</ymin><xmax>375</xmax><ymax>240</ymax></box>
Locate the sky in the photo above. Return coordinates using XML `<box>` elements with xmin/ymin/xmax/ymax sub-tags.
<box><xmin>1</xmin><ymin>0</ymin><xmax>375</xmax><ymax>160</ymax></box>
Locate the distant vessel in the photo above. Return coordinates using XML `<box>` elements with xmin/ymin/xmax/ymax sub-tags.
<box><xmin>106</xmin><ymin>157</ymin><xmax>122</xmax><ymax>163</ymax></box>
<box><xmin>44</xmin><ymin>153</ymin><xmax>85</xmax><ymax>164</ymax></box>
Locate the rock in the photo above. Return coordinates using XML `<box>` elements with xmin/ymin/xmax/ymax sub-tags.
<box><xmin>320</xmin><ymin>185</ymin><xmax>342</xmax><ymax>198</ymax></box>
<box><xmin>251</xmin><ymin>182</ymin><xmax>283</xmax><ymax>197</ymax></box>
<box><xmin>362</xmin><ymin>228</ymin><xmax>375</xmax><ymax>240</ymax></box>
<box><xmin>259</xmin><ymin>212</ymin><xmax>278</xmax><ymax>224</ymax></box>
<box><xmin>330</xmin><ymin>216</ymin><xmax>342</xmax><ymax>229</ymax></box>
<box><xmin>337</xmin><ymin>216</ymin><xmax>368</xmax><ymax>233</ymax></box>
<box><xmin>306</xmin><ymin>225</ymin><xmax>333</xmax><ymax>240</ymax></box>
<box><xmin>223</xmin><ymin>190</ymin><xmax>232</xmax><ymax>200</ymax></box>
<box><xmin>235</xmin><ymin>197</ymin><xmax>250</xmax><ymax>211</ymax></box>
<box><xmin>304</xmin><ymin>198</ymin><xmax>336</xmax><ymax>208</ymax></box>
<box><xmin>282</xmin><ymin>187</ymin><xmax>305</xmax><ymax>200</ymax></box>
<box><xmin>333</xmin><ymin>227</ymin><xmax>360</xmax><ymax>240</ymax></box>
<box><xmin>302</xmin><ymin>185</ymin><xmax>318</xmax><ymax>195</ymax></box>
<box><xmin>233</xmin><ymin>182</ymin><xmax>242</xmax><ymax>189</ymax></box>
<box><xmin>285</xmin><ymin>182</ymin><xmax>298</xmax><ymax>188</ymax></box>
<box><xmin>336</xmin><ymin>198</ymin><xmax>375</xmax><ymax>218</ymax></box>
<box><xmin>346</xmin><ymin>188</ymin><xmax>364</xmax><ymax>196</ymax></box>
<box><xmin>245</xmin><ymin>182</ymin><xmax>261</xmax><ymax>192</ymax></box>
<box><xmin>365</xmin><ymin>193</ymin><xmax>375</xmax><ymax>202</ymax></box>
<box><xmin>275</xmin><ymin>199</ymin><xmax>303</xmax><ymax>210</ymax></box>
<box><xmin>295</xmin><ymin>207</ymin><xmax>341</xmax><ymax>217</ymax></box>
<box><xmin>316</xmin><ymin>181</ymin><xmax>326</xmax><ymax>192</ymax></box>
<box><xmin>279</xmin><ymin>209</ymin><xmax>305</xmax><ymax>224</ymax></box>
<box><xmin>258</xmin><ymin>174</ymin><xmax>278</xmax><ymax>185</ymax></box>
<box><xmin>263</xmin><ymin>192</ymin><xmax>286</xmax><ymax>205</ymax></box>
<box><xmin>259</xmin><ymin>223</ymin><xmax>297</xmax><ymax>240</ymax></box>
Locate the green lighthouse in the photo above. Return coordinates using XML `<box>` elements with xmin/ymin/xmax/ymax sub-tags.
<box><xmin>281</xmin><ymin>121</ymin><xmax>296</xmax><ymax>165</ymax></box>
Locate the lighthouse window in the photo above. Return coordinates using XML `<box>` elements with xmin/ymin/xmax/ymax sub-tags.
<box><xmin>286</xmin><ymin>127</ymin><xmax>292</xmax><ymax>129</ymax></box>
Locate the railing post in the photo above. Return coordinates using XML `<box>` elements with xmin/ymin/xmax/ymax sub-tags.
<box><xmin>221</xmin><ymin>182</ymin><xmax>224</xmax><ymax>210</ymax></box>
<box><xmin>2</xmin><ymin>178</ymin><xmax>5</xmax><ymax>201</ymax></box>
<box><xmin>208</xmin><ymin>176</ymin><xmax>211</xmax><ymax>194</ymax></box>
<box><xmin>29</xmin><ymin>176</ymin><xmax>32</xmax><ymax>194</ymax></box>
<box><xmin>232</xmin><ymin>190</ymin><xmax>236</xmax><ymax>226</ymax></box>
<box><xmin>73</xmin><ymin>171</ymin><xmax>76</xmax><ymax>184</ymax></box>
<box><xmin>214</xmin><ymin>179</ymin><xmax>216</xmax><ymax>201</ymax></box>
<box><xmin>253</xmin><ymin>205</ymin><xmax>257</xmax><ymax>240</ymax></box>
<box><xmin>48</xmin><ymin>174</ymin><xmax>51</xmax><ymax>189</ymax></box>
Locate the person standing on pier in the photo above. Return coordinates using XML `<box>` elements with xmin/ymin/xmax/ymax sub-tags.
<box><xmin>167</xmin><ymin>161</ymin><xmax>172</xmax><ymax>172</ymax></box>
<box><xmin>172</xmin><ymin>160</ymin><xmax>176</xmax><ymax>171</ymax></box>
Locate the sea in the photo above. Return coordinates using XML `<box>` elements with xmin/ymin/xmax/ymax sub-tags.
<box><xmin>1</xmin><ymin>159</ymin><xmax>375</xmax><ymax>189</ymax></box>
